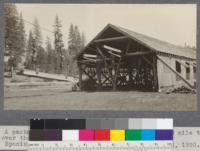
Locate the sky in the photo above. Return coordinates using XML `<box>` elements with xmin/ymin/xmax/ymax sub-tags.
<box><xmin>15</xmin><ymin>4</ymin><xmax>196</xmax><ymax>48</ymax></box>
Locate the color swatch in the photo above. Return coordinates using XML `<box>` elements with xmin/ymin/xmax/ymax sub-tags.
<box><xmin>125</xmin><ymin>130</ymin><xmax>141</xmax><ymax>140</ymax></box>
<box><xmin>156</xmin><ymin>130</ymin><xmax>173</xmax><ymax>140</ymax></box>
<box><xmin>62</xmin><ymin>130</ymin><xmax>79</xmax><ymax>141</ymax></box>
<box><xmin>44</xmin><ymin>130</ymin><xmax>62</xmax><ymax>141</ymax></box>
<box><xmin>94</xmin><ymin>129</ymin><xmax>110</xmax><ymax>141</ymax></box>
<box><xmin>110</xmin><ymin>130</ymin><xmax>125</xmax><ymax>141</ymax></box>
<box><xmin>79</xmin><ymin>130</ymin><xmax>94</xmax><ymax>141</ymax></box>
<box><xmin>141</xmin><ymin>130</ymin><xmax>156</xmax><ymax>140</ymax></box>
<box><xmin>29</xmin><ymin>118</ymin><xmax>173</xmax><ymax>141</ymax></box>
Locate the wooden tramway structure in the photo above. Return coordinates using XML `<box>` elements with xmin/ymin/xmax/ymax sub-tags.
<box><xmin>76</xmin><ymin>24</ymin><xmax>196</xmax><ymax>92</ymax></box>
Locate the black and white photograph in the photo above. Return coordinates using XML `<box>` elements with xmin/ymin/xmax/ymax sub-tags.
<box><xmin>4</xmin><ymin>4</ymin><xmax>197</xmax><ymax>111</ymax></box>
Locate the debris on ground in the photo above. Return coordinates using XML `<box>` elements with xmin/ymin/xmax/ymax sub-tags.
<box><xmin>171</xmin><ymin>86</ymin><xmax>196</xmax><ymax>94</ymax></box>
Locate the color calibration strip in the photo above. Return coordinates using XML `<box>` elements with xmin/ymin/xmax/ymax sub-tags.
<box><xmin>29</xmin><ymin>118</ymin><xmax>173</xmax><ymax>141</ymax></box>
<box><xmin>29</xmin><ymin>129</ymin><xmax>173</xmax><ymax>141</ymax></box>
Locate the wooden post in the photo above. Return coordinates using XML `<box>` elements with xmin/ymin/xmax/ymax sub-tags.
<box><xmin>112</xmin><ymin>57</ymin><xmax>121</xmax><ymax>91</ymax></box>
<box><xmin>152</xmin><ymin>55</ymin><xmax>158</xmax><ymax>92</ymax></box>
<box><xmin>78</xmin><ymin>63</ymin><xmax>83</xmax><ymax>91</ymax></box>
<box><xmin>113</xmin><ymin>75</ymin><xmax>117</xmax><ymax>91</ymax></box>
<box><xmin>96</xmin><ymin>55</ymin><xmax>102</xmax><ymax>90</ymax></box>
<box><xmin>128</xmin><ymin>67</ymin><xmax>133</xmax><ymax>85</ymax></box>
<box><xmin>112</xmin><ymin>57</ymin><xmax>117</xmax><ymax>91</ymax></box>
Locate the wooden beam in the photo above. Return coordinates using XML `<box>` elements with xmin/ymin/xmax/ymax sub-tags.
<box><xmin>96</xmin><ymin>46</ymin><xmax>113</xmax><ymax>81</ymax></box>
<box><xmin>103</xmin><ymin>45</ymin><xmax>122</xmax><ymax>53</ymax></box>
<box><xmin>128</xmin><ymin>67</ymin><xmax>133</xmax><ymax>84</ymax></box>
<box><xmin>126</xmin><ymin>51</ymin><xmax>151</xmax><ymax>56</ymax></box>
<box><xmin>96</xmin><ymin>56</ymin><xmax>102</xmax><ymax>89</ymax></box>
<box><xmin>111</xmin><ymin>51</ymin><xmax>123</xmax><ymax>91</ymax></box>
<box><xmin>107</xmin><ymin>51</ymin><xmax>121</xmax><ymax>58</ymax></box>
<box><xmin>157</xmin><ymin>51</ymin><xmax>195</xmax><ymax>62</ymax></box>
<box><xmin>83</xmin><ymin>69</ymin><xmax>96</xmax><ymax>80</ymax></box>
<box><xmin>142</xmin><ymin>56</ymin><xmax>153</xmax><ymax>67</ymax></box>
<box><xmin>78</xmin><ymin>59</ymin><xmax>111</xmax><ymax>65</ymax></box>
<box><xmin>96</xmin><ymin>46</ymin><xmax>107</xmax><ymax>60</ymax></box>
<box><xmin>97</xmin><ymin>45</ymin><xmax>122</xmax><ymax>90</ymax></box>
<box><xmin>152</xmin><ymin>55</ymin><xmax>158</xmax><ymax>92</ymax></box>
<box><xmin>157</xmin><ymin>56</ymin><xmax>194</xmax><ymax>89</ymax></box>
<box><xmin>83</xmin><ymin>56</ymin><xmax>97</xmax><ymax>62</ymax></box>
<box><xmin>93</xmin><ymin>36</ymin><xmax>128</xmax><ymax>43</ymax></box>
<box><xmin>102</xmin><ymin>71</ymin><xmax>112</xmax><ymax>84</ymax></box>
<box><xmin>112</xmin><ymin>61</ymin><xmax>121</xmax><ymax>91</ymax></box>
<box><xmin>83</xmin><ymin>54</ymin><xmax>97</xmax><ymax>58</ymax></box>
<box><xmin>124</xmin><ymin>40</ymin><xmax>131</xmax><ymax>56</ymax></box>
<box><xmin>87</xmin><ymin>46</ymin><xmax>112</xmax><ymax>61</ymax></box>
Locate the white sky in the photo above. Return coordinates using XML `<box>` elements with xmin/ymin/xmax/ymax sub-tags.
<box><xmin>16</xmin><ymin>4</ymin><xmax>196</xmax><ymax>48</ymax></box>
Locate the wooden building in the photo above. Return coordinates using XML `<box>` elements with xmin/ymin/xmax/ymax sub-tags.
<box><xmin>76</xmin><ymin>24</ymin><xmax>196</xmax><ymax>92</ymax></box>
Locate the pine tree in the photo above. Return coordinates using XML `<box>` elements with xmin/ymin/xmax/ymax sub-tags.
<box><xmin>74</xmin><ymin>25</ymin><xmax>81</xmax><ymax>53</ymax></box>
<box><xmin>32</xmin><ymin>18</ymin><xmax>44</xmax><ymax>72</ymax></box>
<box><xmin>5</xmin><ymin>4</ymin><xmax>25</xmax><ymax>71</ymax></box>
<box><xmin>68</xmin><ymin>25</ymin><xmax>82</xmax><ymax>56</ymax></box>
<box><xmin>33</xmin><ymin>18</ymin><xmax>42</xmax><ymax>48</ymax></box>
<box><xmin>53</xmin><ymin>15</ymin><xmax>65</xmax><ymax>74</ymax></box>
<box><xmin>67</xmin><ymin>24</ymin><xmax>74</xmax><ymax>75</ymax></box>
<box><xmin>37</xmin><ymin>46</ymin><xmax>47</xmax><ymax>72</ymax></box>
<box><xmin>68</xmin><ymin>24</ymin><xmax>75</xmax><ymax>56</ymax></box>
<box><xmin>17</xmin><ymin>13</ymin><xmax>26</xmax><ymax>66</ymax></box>
<box><xmin>45</xmin><ymin>37</ymin><xmax>55</xmax><ymax>73</ymax></box>
<box><xmin>25</xmin><ymin>30</ymin><xmax>35</xmax><ymax>69</ymax></box>
<box><xmin>67</xmin><ymin>24</ymin><xmax>85</xmax><ymax>76</ymax></box>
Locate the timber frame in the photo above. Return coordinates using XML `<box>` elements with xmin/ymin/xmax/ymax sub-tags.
<box><xmin>76</xmin><ymin>24</ymin><xmax>196</xmax><ymax>92</ymax></box>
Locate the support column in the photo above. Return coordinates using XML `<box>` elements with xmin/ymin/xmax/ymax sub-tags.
<box><xmin>112</xmin><ymin>57</ymin><xmax>120</xmax><ymax>91</ymax></box>
<box><xmin>152</xmin><ymin>55</ymin><xmax>158</xmax><ymax>92</ymax></box>
<box><xmin>112</xmin><ymin>57</ymin><xmax>117</xmax><ymax>91</ymax></box>
<box><xmin>96</xmin><ymin>55</ymin><xmax>102</xmax><ymax>90</ymax></box>
<box><xmin>128</xmin><ymin>66</ymin><xmax>133</xmax><ymax>85</ymax></box>
<box><xmin>78</xmin><ymin>63</ymin><xmax>83</xmax><ymax>91</ymax></box>
<box><xmin>136</xmin><ymin>57</ymin><xmax>141</xmax><ymax>87</ymax></box>
<box><xmin>112</xmin><ymin>73</ymin><xmax>117</xmax><ymax>91</ymax></box>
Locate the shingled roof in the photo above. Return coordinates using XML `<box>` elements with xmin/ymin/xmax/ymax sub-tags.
<box><xmin>78</xmin><ymin>24</ymin><xmax>196</xmax><ymax>60</ymax></box>
<box><xmin>109</xmin><ymin>24</ymin><xmax>196</xmax><ymax>59</ymax></box>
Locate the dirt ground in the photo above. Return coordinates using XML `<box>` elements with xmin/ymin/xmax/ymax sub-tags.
<box><xmin>4</xmin><ymin>81</ymin><xmax>196</xmax><ymax>111</ymax></box>
<box><xmin>3</xmin><ymin>74</ymin><xmax>196</xmax><ymax>111</ymax></box>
